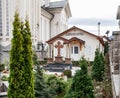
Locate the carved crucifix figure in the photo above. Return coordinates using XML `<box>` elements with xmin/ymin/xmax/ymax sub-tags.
<box><xmin>55</xmin><ymin>41</ymin><xmax>63</xmax><ymax>57</ymax></box>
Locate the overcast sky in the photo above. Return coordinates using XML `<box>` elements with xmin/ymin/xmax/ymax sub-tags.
<box><xmin>51</xmin><ymin>0</ymin><xmax>120</xmax><ymax>36</ymax></box>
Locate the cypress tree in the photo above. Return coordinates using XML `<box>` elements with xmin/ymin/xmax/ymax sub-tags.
<box><xmin>8</xmin><ymin>12</ymin><xmax>24</xmax><ymax>97</ymax></box>
<box><xmin>104</xmin><ymin>41</ymin><xmax>109</xmax><ymax>56</ymax></box>
<box><xmin>21</xmin><ymin>19</ymin><xmax>35</xmax><ymax>97</ymax></box>
<box><xmin>65</xmin><ymin>57</ymin><xmax>95</xmax><ymax>98</ymax></box>
<box><xmin>100</xmin><ymin>52</ymin><xmax>105</xmax><ymax>79</ymax></box>
<box><xmin>92</xmin><ymin>49</ymin><xmax>104</xmax><ymax>81</ymax></box>
<box><xmin>8</xmin><ymin>12</ymin><xmax>34</xmax><ymax>97</ymax></box>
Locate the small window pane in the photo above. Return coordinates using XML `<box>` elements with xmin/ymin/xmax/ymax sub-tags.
<box><xmin>74</xmin><ymin>46</ymin><xmax>78</xmax><ymax>54</ymax></box>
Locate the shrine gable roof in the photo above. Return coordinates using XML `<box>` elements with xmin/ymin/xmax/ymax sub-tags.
<box><xmin>68</xmin><ymin>37</ymin><xmax>85</xmax><ymax>44</ymax></box>
<box><xmin>46</xmin><ymin>26</ymin><xmax>104</xmax><ymax>46</ymax></box>
<box><xmin>47</xmin><ymin>36</ymin><xmax>69</xmax><ymax>44</ymax></box>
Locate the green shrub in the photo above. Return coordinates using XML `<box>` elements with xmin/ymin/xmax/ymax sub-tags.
<box><xmin>63</xmin><ymin>70</ymin><xmax>72</xmax><ymax>78</ymax></box>
<box><xmin>92</xmin><ymin>49</ymin><xmax>105</xmax><ymax>81</ymax></box>
<box><xmin>38</xmin><ymin>60</ymin><xmax>47</xmax><ymax>65</ymax></box>
<box><xmin>47</xmin><ymin>75</ymin><xmax>66</xmax><ymax>95</ymax></box>
<box><xmin>1</xmin><ymin>75</ymin><xmax>8</xmax><ymax>81</ymax></box>
<box><xmin>65</xmin><ymin>57</ymin><xmax>95</xmax><ymax>98</ymax></box>
<box><xmin>0</xmin><ymin>64</ymin><xmax>5</xmax><ymax>72</ymax></box>
<box><xmin>72</xmin><ymin>61</ymin><xmax>79</xmax><ymax>66</ymax></box>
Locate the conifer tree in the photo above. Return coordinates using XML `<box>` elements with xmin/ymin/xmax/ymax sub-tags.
<box><xmin>65</xmin><ymin>57</ymin><xmax>95</xmax><ymax>98</ymax></box>
<box><xmin>104</xmin><ymin>41</ymin><xmax>109</xmax><ymax>56</ymax></box>
<box><xmin>21</xmin><ymin>19</ymin><xmax>35</xmax><ymax>97</ymax></box>
<box><xmin>100</xmin><ymin>52</ymin><xmax>105</xmax><ymax>77</ymax></box>
<box><xmin>92</xmin><ymin>49</ymin><xmax>104</xmax><ymax>81</ymax></box>
<box><xmin>8</xmin><ymin>12</ymin><xmax>35</xmax><ymax>97</ymax></box>
<box><xmin>34</xmin><ymin>65</ymin><xmax>54</xmax><ymax>98</ymax></box>
<box><xmin>8</xmin><ymin>12</ymin><xmax>24</xmax><ymax>97</ymax></box>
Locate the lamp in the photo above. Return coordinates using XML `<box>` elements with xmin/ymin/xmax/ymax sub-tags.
<box><xmin>37</xmin><ymin>42</ymin><xmax>43</xmax><ymax>51</ymax></box>
<box><xmin>37</xmin><ymin>41</ymin><xmax>46</xmax><ymax>59</ymax></box>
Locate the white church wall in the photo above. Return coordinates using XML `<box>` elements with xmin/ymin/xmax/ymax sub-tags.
<box><xmin>61</xmin><ymin>9</ymin><xmax>68</xmax><ymax>31</ymax></box>
<box><xmin>62</xmin><ymin>29</ymin><xmax>101</xmax><ymax>61</ymax></box>
<box><xmin>1</xmin><ymin>0</ymin><xmax>41</xmax><ymax>48</ymax></box>
<box><xmin>51</xmin><ymin>13</ymin><xmax>61</xmax><ymax>37</ymax></box>
<box><xmin>41</xmin><ymin>15</ymin><xmax>50</xmax><ymax>43</ymax></box>
<box><xmin>51</xmin><ymin>8</ymin><xmax>69</xmax><ymax>37</ymax></box>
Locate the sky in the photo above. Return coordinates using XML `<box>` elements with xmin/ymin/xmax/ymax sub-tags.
<box><xmin>51</xmin><ymin>0</ymin><xmax>120</xmax><ymax>36</ymax></box>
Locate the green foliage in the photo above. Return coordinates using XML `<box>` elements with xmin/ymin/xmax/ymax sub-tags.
<box><xmin>1</xmin><ymin>75</ymin><xmax>8</xmax><ymax>81</ymax></box>
<box><xmin>22</xmin><ymin>19</ymin><xmax>35</xmax><ymax>97</ymax></box>
<box><xmin>33</xmin><ymin>51</ymin><xmax>39</xmax><ymax>66</ymax></box>
<box><xmin>34</xmin><ymin>65</ymin><xmax>54</xmax><ymax>98</ymax></box>
<box><xmin>0</xmin><ymin>64</ymin><xmax>5</xmax><ymax>72</ymax></box>
<box><xmin>8</xmin><ymin>12</ymin><xmax>24</xmax><ymax>98</ymax></box>
<box><xmin>72</xmin><ymin>61</ymin><xmax>79</xmax><ymax>66</ymax></box>
<box><xmin>63</xmin><ymin>70</ymin><xmax>72</xmax><ymax>78</ymax></box>
<box><xmin>92</xmin><ymin>49</ymin><xmax>105</xmax><ymax>81</ymax></box>
<box><xmin>104</xmin><ymin>42</ymin><xmax>109</xmax><ymax>56</ymax></box>
<box><xmin>39</xmin><ymin>60</ymin><xmax>47</xmax><ymax>65</ymax></box>
<box><xmin>8</xmin><ymin>12</ymin><xmax>34</xmax><ymax>98</ymax></box>
<box><xmin>65</xmin><ymin>57</ymin><xmax>95</xmax><ymax>98</ymax></box>
<box><xmin>47</xmin><ymin>75</ymin><xmax>66</xmax><ymax>96</ymax></box>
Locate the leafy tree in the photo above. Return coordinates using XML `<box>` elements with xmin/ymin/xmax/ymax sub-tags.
<box><xmin>65</xmin><ymin>57</ymin><xmax>95</xmax><ymax>98</ymax></box>
<box><xmin>8</xmin><ymin>12</ymin><xmax>24</xmax><ymax>97</ymax></box>
<box><xmin>92</xmin><ymin>49</ymin><xmax>104</xmax><ymax>81</ymax></box>
<box><xmin>104</xmin><ymin>41</ymin><xmax>109</xmax><ymax>56</ymax></box>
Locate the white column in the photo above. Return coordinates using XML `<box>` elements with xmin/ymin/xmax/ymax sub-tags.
<box><xmin>66</xmin><ymin>44</ymin><xmax>69</xmax><ymax>58</ymax></box>
<box><xmin>52</xmin><ymin>44</ymin><xmax>54</xmax><ymax>59</ymax></box>
<box><xmin>47</xmin><ymin>44</ymin><xmax>50</xmax><ymax>58</ymax></box>
<box><xmin>68</xmin><ymin>44</ymin><xmax>71</xmax><ymax>58</ymax></box>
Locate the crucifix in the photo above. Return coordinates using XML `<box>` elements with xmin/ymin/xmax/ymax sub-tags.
<box><xmin>55</xmin><ymin>41</ymin><xmax>64</xmax><ymax>57</ymax></box>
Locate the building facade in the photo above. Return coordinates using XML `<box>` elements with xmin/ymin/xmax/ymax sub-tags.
<box><xmin>0</xmin><ymin>0</ymin><xmax>71</xmax><ymax>63</ymax></box>
<box><xmin>46</xmin><ymin>26</ymin><xmax>104</xmax><ymax>62</ymax></box>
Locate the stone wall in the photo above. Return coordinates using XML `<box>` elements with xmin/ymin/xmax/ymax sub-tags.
<box><xmin>109</xmin><ymin>31</ymin><xmax>120</xmax><ymax>98</ymax></box>
<box><xmin>110</xmin><ymin>31</ymin><xmax>120</xmax><ymax>74</ymax></box>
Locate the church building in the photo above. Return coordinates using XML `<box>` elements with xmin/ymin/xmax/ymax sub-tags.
<box><xmin>0</xmin><ymin>0</ymin><xmax>71</xmax><ymax>63</ymax></box>
<box><xmin>46</xmin><ymin>26</ymin><xmax>104</xmax><ymax>62</ymax></box>
<box><xmin>0</xmin><ymin>0</ymin><xmax>106</xmax><ymax>63</ymax></box>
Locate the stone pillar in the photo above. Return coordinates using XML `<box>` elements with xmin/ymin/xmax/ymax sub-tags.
<box><xmin>69</xmin><ymin>44</ymin><xmax>71</xmax><ymax>58</ymax></box>
<box><xmin>47</xmin><ymin>44</ymin><xmax>50</xmax><ymax>58</ymax></box>
<box><xmin>112</xmin><ymin>31</ymin><xmax>120</xmax><ymax>74</ymax></box>
<box><xmin>66</xmin><ymin>44</ymin><xmax>68</xmax><ymax>58</ymax></box>
<box><xmin>65</xmin><ymin>44</ymin><xmax>72</xmax><ymax>64</ymax></box>
<box><xmin>47</xmin><ymin>44</ymin><xmax>53</xmax><ymax>63</ymax></box>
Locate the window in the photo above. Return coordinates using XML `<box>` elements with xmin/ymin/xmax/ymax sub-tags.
<box><xmin>74</xmin><ymin>46</ymin><xmax>78</xmax><ymax>54</ymax></box>
<box><xmin>71</xmin><ymin>46</ymin><xmax>79</xmax><ymax>54</ymax></box>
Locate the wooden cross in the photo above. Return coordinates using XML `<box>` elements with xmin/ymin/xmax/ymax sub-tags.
<box><xmin>55</xmin><ymin>41</ymin><xmax>63</xmax><ymax>57</ymax></box>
